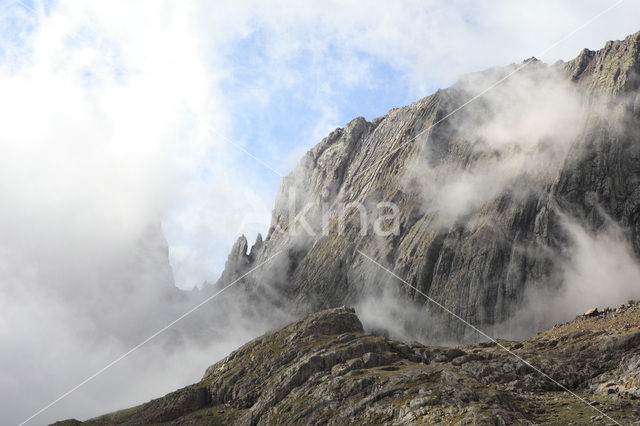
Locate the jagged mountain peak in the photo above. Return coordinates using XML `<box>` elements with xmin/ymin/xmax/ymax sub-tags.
<box><xmin>565</xmin><ymin>29</ymin><xmax>640</xmax><ymax>93</ymax></box>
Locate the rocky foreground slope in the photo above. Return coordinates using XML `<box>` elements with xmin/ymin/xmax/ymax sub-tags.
<box><xmin>55</xmin><ymin>304</ymin><xmax>640</xmax><ymax>425</ymax></box>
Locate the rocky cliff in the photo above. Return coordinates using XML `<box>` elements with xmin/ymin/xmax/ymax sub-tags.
<box><xmin>219</xmin><ymin>30</ymin><xmax>640</xmax><ymax>342</ymax></box>
<box><xmin>54</xmin><ymin>304</ymin><xmax>640</xmax><ymax>425</ymax></box>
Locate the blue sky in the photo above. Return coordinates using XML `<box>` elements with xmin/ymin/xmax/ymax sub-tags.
<box><xmin>221</xmin><ymin>41</ymin><xmax>417</xmax><ymax>183</ymax></box>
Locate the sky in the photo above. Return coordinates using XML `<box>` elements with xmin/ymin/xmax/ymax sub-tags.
<box><xmin>2</xmin><ymin>0</ymin><xmax>640</xmax><ymax>424</ymax></box>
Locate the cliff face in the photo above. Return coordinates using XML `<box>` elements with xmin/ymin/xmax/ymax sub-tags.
<box><xmin>221</xmin><ymin>31</ymin><xmax>640</xmax><ymax>341</ymax></box>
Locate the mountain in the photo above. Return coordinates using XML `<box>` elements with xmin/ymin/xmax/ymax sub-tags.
<box><xmin>219</xmin><ymin>30</ymin><xmax>640</xmax><ymax>342</ymax></box>
<box><xmin>53</xmin><ymin>303</ymin><xmax>640</xmax><ymax>425</ymax></box>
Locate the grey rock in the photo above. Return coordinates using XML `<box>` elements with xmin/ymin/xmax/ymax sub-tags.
<box><xmin>584</xmin><ymin>307</ymin><xmax>599</xmax><ymax>317</ymax></box>
<box><xmin>65</xmin><ymin>303</ymin><xmax>640</xmax><ymax>424</ymax></box>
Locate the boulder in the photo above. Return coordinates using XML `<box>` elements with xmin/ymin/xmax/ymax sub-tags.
<box><xmin>584</xmin><ymin>307</ymin><xmax>599</xmax><ymax>317</ymax></box>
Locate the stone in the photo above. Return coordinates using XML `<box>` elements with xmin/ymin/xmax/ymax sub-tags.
<box><xmin>584</xmin><ymin>307</ymin><xmax>599</xmax><ymax>317</ymax></box>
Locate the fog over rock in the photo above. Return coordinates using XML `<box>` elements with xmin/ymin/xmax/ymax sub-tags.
<box><xmin>217</xmin><ymin>30</ymin><xmax>640</xmax><ymax>343</ymax></box>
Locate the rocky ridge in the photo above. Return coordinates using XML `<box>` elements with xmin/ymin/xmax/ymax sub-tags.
<box><xmin>55</xmin><ymin>303</ymin><xmax>640</xmax><ymax>425</ymax></box>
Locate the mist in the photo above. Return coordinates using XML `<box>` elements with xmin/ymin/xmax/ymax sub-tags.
<box><xmin>399</xmin><ymin>59</ymin><xmax>640</xmax><ymax>342</ymax></box>
<box><xmin>405</xmin><ymin>62</ymin><xmax>588</xmax><ymax>226</ymax></box>
<box><xmin>497</xmin><ymin>214</ymin><xmax>640</xmax><ymax>340</ymax></box>
<box><xmin>0</xmin><ymin>2</ymin><xmax>263</xmax><ymax>424</ymax></box>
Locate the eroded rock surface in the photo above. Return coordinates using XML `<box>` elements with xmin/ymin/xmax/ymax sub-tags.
<box><xmin>56</xmin><ymin>304</ymin><xmax>640</xmax><ymax>425</ymax></box>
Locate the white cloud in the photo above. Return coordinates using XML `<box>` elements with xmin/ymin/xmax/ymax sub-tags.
<box><xmin>0</xmin><ymin>1</ymin><xmax>242</xmax><ymax>424</ymax></box>
<box><xmin>191</xmin><ymin>0</ymin><xmax>640</xmax><ymax>94</ymax></box>
<box><xmin>560</xmin><ymin>217</ymin><xmax>640</xmax><ymax>313</ymax></box>
<box><xmin>405</xmin><ymin>63</ymin><xmax>587</xmax><ymax>226</ymax></box>
<box><xmin>498</xmin><ymin>216</ymin><xmax>640</xmax><ymax>339</ymax></box>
